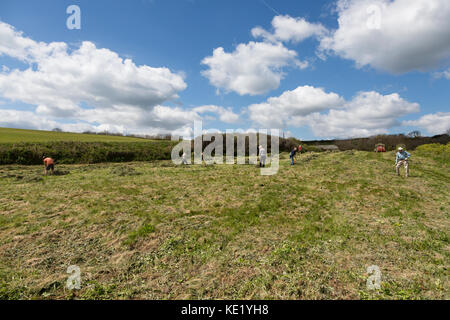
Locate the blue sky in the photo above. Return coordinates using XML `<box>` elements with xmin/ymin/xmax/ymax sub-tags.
<box><xmin>0</xmin><ymin>0</ymin><xmax>449</xmax><ymax>139</ymax></box>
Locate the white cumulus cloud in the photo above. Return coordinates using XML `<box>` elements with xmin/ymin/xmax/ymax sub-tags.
<box><xmin>0</xmin><ymin>103</ymin><xmax>240</xmax><ymax>136</ymax></box>
<box><xmin>319</xmin><ymin>0</ymin><xmax>450</xmax><ymax>73</ymax></box>
<box><xmin>201</xmin><ymin>14</ymin><xmax>334</xmax><ymax>96</ymax></box>
<box><xmin>308</xmin><ymin>91</ymin><xmax>420</xmax><ymax>138</ymax></box>
<box><xmin>0</xmin><ymin>21</ymin><xmax>241</xmax><ymax>134</ymax></box>
<box><xmin>201</xmin><ymin>41</ymin><xmax>306</xmax><ymax>96</ymax></box>
<box><xmin>403</xmin><ymin>112</ymin><xmax>450</xmax><ymax>135</ymax></box>
<box><xmin>252</xmin><ymin>15</ymin><xmax>328</xmax><ymax>44</ymax></box>
<box><xmin>192</xmin><ymin>105</ymin><xmax>240</xmax><ymax>123</ymax></box>
<box><xmin>248</xmin><ymin>85</ymin><xmax>344</xmax><ymax>128</ymax></box>
<box><xmin>249</xmin><ymin>86</ymin><xmax>420</xmax><ymax>138</ymax></box>
<box><xmin>0</xmin><ymin>21</ymin><xmax>187</xmax><ymax>117</ymax></box>
<box><xmin>0</xmin><ymin>21</ymin><xmax>197</xmax><ymax>132</ymax></box>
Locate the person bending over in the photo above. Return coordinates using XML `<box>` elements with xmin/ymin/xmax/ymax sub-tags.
<box><xmin>43</xmin><ymin>156</ymin><xmax>55</xmax><ymax>175</ymax></box>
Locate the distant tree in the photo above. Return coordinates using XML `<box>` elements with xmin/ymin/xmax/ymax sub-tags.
<box><xmin>446</xmin><ymin>128</ymin><xmax>450</xmax><ymax>136</ymax></box>
<box><xmin>52</xmin><ymin>128</ymin><xmax>62</xmax><ymax>132</ymax></box>
<box><xmin>407</xmin><ymin>130</ymin><xmax>422</xmax><ymax>138</ymax></box>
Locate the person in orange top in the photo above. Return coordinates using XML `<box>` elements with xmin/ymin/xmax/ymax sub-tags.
<box><xmin>43</xmin><ymin>156</ymin><xmax>55</xmax><ymax>175</ymax></box>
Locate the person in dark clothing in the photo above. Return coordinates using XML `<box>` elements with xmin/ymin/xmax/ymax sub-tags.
<box><xmin>289</xmin><ymin>147</ymin><xmax>297</xmax><ymax>165</ymax></box>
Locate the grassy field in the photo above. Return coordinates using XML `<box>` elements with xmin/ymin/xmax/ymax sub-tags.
<box><xmin>0</xmin><ymin>127</ymin><xmax>178</xmax><ymax>165</ymax></box>
<box><xmin>0</xmin><ymin>127</ymin><xmax>152</xmax><ymax>143</ymax></box>
<box><xmin>0</xmin><ymin>150</ymin><xmax>448</xmax><ymax>299</ymax></box>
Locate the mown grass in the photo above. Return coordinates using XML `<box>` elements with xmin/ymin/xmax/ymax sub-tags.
<box><xmin>0</xmin><ymin>150</ymin><xmax>448</xmax><ymax>299</ymax></box>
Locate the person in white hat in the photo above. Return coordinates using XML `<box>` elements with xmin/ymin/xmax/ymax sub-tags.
<box><xmin>395</xmin><ymin>147</ymin><xmax>411</xmax><ymax>177</ymax></box>
<box><xmin>258</xmin><ymin>145</ymin><xmax>267</xmax><ymax>168</ymax></box>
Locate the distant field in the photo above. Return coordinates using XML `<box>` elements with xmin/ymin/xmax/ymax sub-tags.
<box><xmin>0</xmin><ymin>127</ymin><xmax>152</xmax><ymax>143</ymax></box>
<box><xmin>0</xmin><ymin>127</ymin><xmax>177</xmax><ymax>165</ymax></box>
<box><xmin>0</xmin><ymin>149</ymin><xmax>448</xmax><ymax>299</ymax></box>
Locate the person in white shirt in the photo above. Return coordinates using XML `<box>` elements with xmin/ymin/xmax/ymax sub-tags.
<box><xmin>181</xmin><ymin>152</ymin><xmax>188</xmax><ymax>165</ymax></box>
<box><xmin>258</xmin><ymin>145</ymin><xmax>267</xmax><ymax>168</ymax></box>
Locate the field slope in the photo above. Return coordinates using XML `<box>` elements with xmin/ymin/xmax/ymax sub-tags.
<box><xmin>0</xmin><ymin>127</ymin><xmax>153</xmax><ymax>143</ymax></box>
<box><xmin>0</xmin><ymin>150</ymin><xmax>449</xmax><ymax>299</ymax></box>
<box><xmin>0</xmin><ymin>127</ymin><xmax>177</xmax><ymax>165</ymax></box>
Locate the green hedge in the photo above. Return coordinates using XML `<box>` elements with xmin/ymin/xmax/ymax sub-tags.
<box><xmin>0</xmin><ymin>141</ymin><xmax>178</xmax><ymax>165</ymax></box>
<box><xmin>415</xmin><ymin>143</ymin><xmax>450</xmax><ymax>164</ymax></box>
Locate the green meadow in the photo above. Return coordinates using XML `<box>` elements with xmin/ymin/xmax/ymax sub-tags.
<box><xmin>0</xmin><ymin>149</ymin><xmax>448</xmax><ymax>299</ymax></box>
<box><xmin>0</xmin><ymin>127</ymin><xmax>151</xmax><ymax>143</ymax></box>
<box><xmin>0</xmin><ymin>128</ymin><xmax>177</xmax><ymax>165</ymax></box>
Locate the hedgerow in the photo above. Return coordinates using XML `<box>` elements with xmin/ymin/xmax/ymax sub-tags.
<box><xmin>0</xmin><ymin>141</ymin><xmax>177</xmax><ymax>165</ymax></box>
